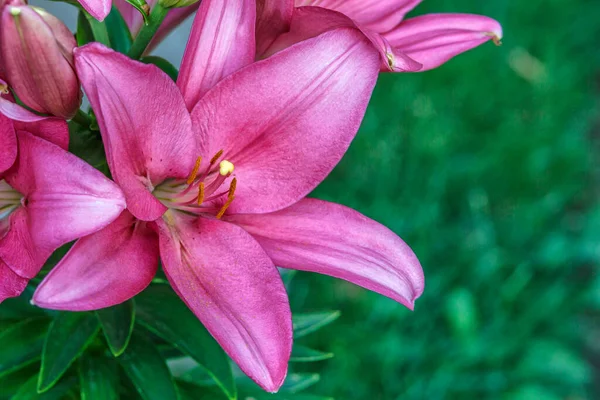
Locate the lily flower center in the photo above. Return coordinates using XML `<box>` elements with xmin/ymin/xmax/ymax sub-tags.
<box><xmin>153</xmin><ymin>150</ymin><xmax>237</xmax><ymax>219</ymax></box>
<box><xmin>0</xmin><ymin>179</ymin><xmax>23</xmax><ymax>237</ymax></box>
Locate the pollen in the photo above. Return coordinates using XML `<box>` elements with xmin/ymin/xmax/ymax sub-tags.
<box><xmin>216</xmin><ymin>178</ymin><xmax>237</xmax><ymax>219</ymax></box>
<box><xmin>197</xmin><ymin>182</ymin><xmax>205</xmax><ymax>205</ymax></box>
<box><xmin>219</xmin><ymin>160</ymin><xmax>234</xmax><ymax>176</ymax></box>
<box><xmin>210</xmin><ymin>149</ymin><xmax>224</xmax><ymax>165</ymax></box>
<box><xmin>187</xmin><ymin>156</ymin><xmax>202</xmax><ymax>185</ymax></box>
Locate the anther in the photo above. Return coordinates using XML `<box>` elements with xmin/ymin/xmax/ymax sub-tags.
<box><xmin>219</xmin><ymin>160</ymin><xmax>234</xmax><ymax>176</ymax></box>
<box><xmin>197</xmin><ymin>182</ymin><xmax>205</xmax><ymax>205</ymax></box>
<box><xmin>228</xmin><ymin>178</ymin><xmax>237</xmax><ymax>197</ymax></box>
<box><xmin>216</xmin><ymin>196</ymin><xmax>234</xmax><ymax>219</ymax></box>
<box><xmin>210</xmin><ymin>149</ymin><xmax>224</xmax><ymax>165</ymax></box>
<box><xmin>187</xmin><ymin>156</ymin><xmax>202</xmax><ymax>185</ymax></box>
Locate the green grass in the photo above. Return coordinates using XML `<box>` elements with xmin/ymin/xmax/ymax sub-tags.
<box><xmin>287</xmin><ymin>0</ymin><xmax>600</xmax><ymax>398</ymax></box>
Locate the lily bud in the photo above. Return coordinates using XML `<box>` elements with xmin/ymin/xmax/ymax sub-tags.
<box><xmin>0</xmin><ymin>1</ymin><xmax>81</xmax><ymax>119</ymax></box>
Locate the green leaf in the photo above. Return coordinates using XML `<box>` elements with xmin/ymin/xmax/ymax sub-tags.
<box><xmin>96</xmin><ymin>300</ymin><xmax>135</xmax><ymax>357</ymax></box>
<box><xmin>290</xmin><ymin>345</ymin><xmax>333</xmax><ymax>363</ymax></box>
<box><xmin>12</xmin><ymin>374</ymin><xmax>76</xmax><ymax>400</ymax></box>
<box><xmin>0</xmin><ymin>286</ymin><xmax>45</xmax><ymax>321</ymax></box>
<box><xmin>140</xmin><ymin>56</ymin><xmax>179</xmax><ymax>81</ymax></box>
<box><xmin>85</xmin><ymin>12</ymin><xmax>111</xmax><ymax>47</ymax></box>
<box><xmin>105</xmin><ymin>7</ymin><xmax>132</xmax><ymax>54</ymax></box>
<box><xmin>177</xmin><ymin>381</ymin><xmax>227</xmax><ymax>400</ymax></box>
<box><xmin>281</xmin><ymin>373</ymin><xmax>321</xmax><ymax>393</ymax></box>
<box><xmin>118</xmin><ymin>331</ymin><xmax>179</xmax><ymax>400</ymax></box>
<box><xmin>292</xmin><ymin>311</ymin><xmax>341</xmax><ymax>338</ymax></box>
<box><xmin>0</xmin><ymin>364</ymin><xmax>39</xmax><ymax>400</ymax></box>
<box><xmin>38</xmin><ymin>312</ymin><xmax>100</xmax><ymax>393</ymax></box>
<box><xmin>279</xmin><ymin>269</ymin><xmax>297</xmax><ymax>289</ymax></box>
<box><xmin>0</xmin><ymin>318</ymin><xmax>49</xmax><ymax>378</ymax></box>
<box><xmin>79</xmin><ymin>355</ymin><xmax>119</xmax><ymax>400</ymax></box>
<box><xmin>136</xmin><ymin>285</ymin><xmax>236</xmax><ymax>399</ymax></box>
<box><xmin>76</xmin><ymin>11</ymin><xmax>94</xmax><ymax>47</ymax></box>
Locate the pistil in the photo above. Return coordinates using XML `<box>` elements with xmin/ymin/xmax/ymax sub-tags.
<box><xmin>0</xmin><ymin>179</ymin><xmax>23</xmax><ymax>236</ymax></box>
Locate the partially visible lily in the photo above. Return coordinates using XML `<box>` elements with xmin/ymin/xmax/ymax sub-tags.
<box><xmin>0</xmin><ymin>1</ymin><xmax>81</xmax><ymax>118</ymax></box>
<box><xmin>0</xmin><ymin>78</ymin><xmax>69</xmax><ymax>174</ymax></box>
<box><xmin>0</xmin><ymin>131</ymin><xmax>126</xmax><ymax>303</ymax></box>
<box><xmin>34</xmin><ymin>3</ymin><xmax>423</xmax><ymax>392</ymax></box>
<box><xmin>257</xmin><ymin>0</ymin><xmax>503</xmax><ymax>72</ymax></box>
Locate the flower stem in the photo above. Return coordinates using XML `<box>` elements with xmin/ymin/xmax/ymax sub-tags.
<box><xmin>85</xmin><ymin>14</ymin><xmax>111</xmax><ymax>48</ymax></box>
<box><xmin>128</xmin><ymin>4</ymin><xmax>169</xmax><ymax>60</ymax></box>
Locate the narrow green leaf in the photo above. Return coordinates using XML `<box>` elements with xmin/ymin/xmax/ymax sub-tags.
<box><xmin>140</xmin><ymin>56</ymin><xmax>179</xmax><ymax>81</ymax></box>
<box><xmin>76</xmin><ymin>11</ymin><xmax>94</xmax><ymax>47</ymax></box>
<box><xmin>85</xmin><ymin>12</ymin><xmax>111</xmax><ymax>47</ymax></box>
<box><xmin>38</xmin><ymin>312</ymin><xmax>100</xmax><ymax>393</ymax></box>
<box><xmin>79</xmin><ymin>355</ymin><xmax>119</xmax><ymax>400</ymax></box>
<box><xmin>136</xmin><ymin>285</ymin><xmax>236</xmax><ymax>399</ymax></box>
<box><xmin>0</xmin><ymin>286</ymin><xmax>45</xmax><ymax>321</ymax></box>
<box><xmin>292</xmin><ymin>311</ymin><xmax>341</xmax><ymax>338</ymax></box>
<box><xmin>96</xmin><ymin>300</ymin><xmax>135</xmax><ymax>357</ymax></box>
<box><xmin>279</xmin><ymin>269</ymin><xmax>297</xmax><ymax>289</ymax></box>
<box><xmin>0</xmin><ymin>364</ymin><xmax>39</xmax><ymax>400</ymax></box>
<box><xmin>118</xmin><ymin>331</ymin><xmax>180</xmax><ymax>400</ymax></box>
<box><xmin>13</xmin><ymin>374</ymin><xmax>76</xmax><ymax>400</ymax></box>
<box><xmin>281</xmin><ymin>373</ymin><xmax>321</xmax><ymax>393</ymax></box>
<box><xmin>105</xmin><ymin>7</ymin><xmax>133</xmax><ymax>54</ymax></box>
<box><xmin>290</xmin><ymin>345</ymin><xmax>334</xmax><ymax>363</ymax></box>
<box><xmin>0</xmin><ymin>318</ymin><xmax>49</xmax><ymax>378</ymax></box>
<box><xmin>177</xmin><ymin>381</ymin><xmax>227</xmax><ymax>400</ymax></box>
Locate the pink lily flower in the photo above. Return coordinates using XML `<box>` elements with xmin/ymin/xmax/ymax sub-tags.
<box><xmin>0</xmin><ymin>78</ymin><xmax>69</xmax><ymax>174</ymax></box>
<box><xmin>0</xmin><ymin>131</ymin><xmax>126</xmax><ymax>303</ymax></box>
<box><xmin>256</xmin><ymin>0</ymin><xmax>503</xmax><ymax>72</ymax></box>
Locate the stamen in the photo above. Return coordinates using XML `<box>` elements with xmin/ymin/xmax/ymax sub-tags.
<box><xmin>216</xmin><ymin>178</ymin><xmax>237</xmax><ymax>219</ymax></box>
<box><xmin>210</xmin><ymin>149</ymin><xmax>224</xmax><ymax>165</ymax></box>
<box><xmin>219</xmin><ymin>160</ymin><xmax>235</xmax><ymax>176</ymax></box>
<box><xmin>216</xmin><ymin>196</ymin><xmax>234</xmax><ymax>219</ymax></box>
<box><xmin>186</xmin><ymin>156</ymin><xmax>202</xmax><ymax>185</ymax></box>
<box><xmin>197</xmin><ymin>182</ymin><xmax>205</xmax><ymax>205</ymax></box>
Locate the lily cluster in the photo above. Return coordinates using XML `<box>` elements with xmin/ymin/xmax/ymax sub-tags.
<box><xmin>0</xmin><ymin>0</ymin><xmax>502</xmax><ymax>392</ymax></box>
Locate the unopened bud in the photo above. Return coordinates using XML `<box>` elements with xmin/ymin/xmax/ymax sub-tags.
<box><xmin>0</xmin><ymin>3</ymin><xmax>81</xmax><ymax>119</ymax></box>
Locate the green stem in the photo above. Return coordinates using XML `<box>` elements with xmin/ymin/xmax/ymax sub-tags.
<box><xmin>85</xmin><ymin>14</ymin><xmax>111</xmax><ymax>47</ymax></box>
<box><xmin>72</xmin><ymin>109</ymin><xmax>91</xmax><ymax>127</ymax></box>
<box><xmin>127</xmin><ymin>4</ymin><xmax>169</xmax><ymax>59</ymax></box>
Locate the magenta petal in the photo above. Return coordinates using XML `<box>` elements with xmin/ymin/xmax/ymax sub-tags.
<box><xmin>0</xmin><ymin>259</ymin><xmax>28</xmax><ymax>303</ymax></box>
<box><xmin>297</xmin><ymin>0</ymin><xmax>422</xmax><ymax>33</ymax></box>
<box><xmin>33</xmin><ymin>211</ymin><xmax>158</xmax><ymax>311</ymax></box>
<box><xmin>192</xmin><ymin>27</ymin><xmax>380</xmax><ymax>215</ymax></box>
<box><xmin>266</xmin><ymin>7</ymin><xmax>422</xmax><ymax>72</ymax></box>
<box><xmin>0</xmin><ymin>95</ymin><xmax>47</xmax><ymax>122</ymax></box>
<box><xmin>255</xmin><ymin>0</ymin><xmax>293</xmax><ymax>57</ymax></box>
<box><xmin>384</xmin><ymin>13</ymin><xmax>503</xmax><ymax>71</ymax></box>
<box><xmin>75</xmin><ymin>43</ymin><xmax>198</xmax><ymax>221</ymax></box>
<box><xmin>78</xmin><ymin>0</ymin><xmax>111</xmax><ymax>21</ymax></box>
<box><xmin>178</xmin><ymin>0</ymin><xmax>256</xmax><ymax>110</ymax></box>
<box><xmin>0</xmin><ymin>132</ymin><xmax>125</xmax><ymax>276</ymax></box>
<box><xmin>0</xmin><ymin>113</ymin><xmax>16</xmax><ymax>173</ymax></box>
<box><xmin>157</xmin><ymin>212</ymin><xmax>292</xmax><ymax>392</ymax></box>
<box><xmin>13</xmin><ymin>119</ymin><xmax>69</xmax><ymax>150</ymax></box>
<box><xmin>229</xmin><ymin>198</ymin><xmax>425</xmax><ymax>309</ymax></box>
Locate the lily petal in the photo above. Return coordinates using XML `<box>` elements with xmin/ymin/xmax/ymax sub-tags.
<box><xmin>0</xmin><ymin>259</ymin><xmax>28</xmax><ymax>303</ymax></box>
<box><xmin>265</xmin><ymin>7</ymin><xmax>422</xmax><ymax>72</ymax></box>
<box><xmin>178</xmin><ymin>0</ymin><xmax>256</xmax><ymax>110</ymax></box>
<box><xmin>229</xmin><ymin>198</ymin><xmax>425</xmax><ymax>309</ymax></box>
<box><xmin>384</xmin><ymin>13</ymin><xmax>503</xmax><ymax>71</ymax></box>
<box><xmin>0</xmin><ymin>93</ymin><xmax>47</xmax><ymax>122</ymax></box>
<box><xmin>13</xmin><ymin>119</ymin><xmax>69</xmax><ymax>150</ymax></box>
<box><xmin>75</xmin><ymin>43</ymin><xmax>197</xmax><ymax>221</ymax></box>
<box><xmin>0</xmin><ymin>113</ymin><xmax>16</xmax><ymax>173</ymax></box>
<box><xmin>296</xmin><ymin>0</ymin><xmax>421</xmax><ymax>33</ymax></box>
<box><xmin>192</xmin><ymin>27</ymin><xmax>380</xmax><ymax>215</ymax></box>
<box><xmin>33</xmin><ymin>211</ymin><xmax>158</xmax><ymax>311</ymax></box>
<box><xmin>255</xmin><ymin>0</ymin><xmax>293</xmax><ymax>57</ymax></box>
<box><xmin>157</xmin><ymin>212</ymin><xmax>292</xmax><ymax>392</ymax></box>
<box><xmin>78</xmin><ymin>0</ymin><xmax>111</xmax><ymax>22</ymax></box>
<box><xmin>0</xmin><ymin>131</ymin><xmax>125</xmax><ymax>277</ymax></box>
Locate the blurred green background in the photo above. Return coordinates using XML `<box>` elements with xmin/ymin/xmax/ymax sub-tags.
<box><xmin>285</xmin><ymin>0</ymin><xmax>600</xmax><ymax>398</ymax></box>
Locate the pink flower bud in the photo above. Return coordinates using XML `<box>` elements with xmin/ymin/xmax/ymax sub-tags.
<box><xmin>0</xmin><ymin>1</ymin><xmax>81</xmax><ymax>119</ymax></box>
